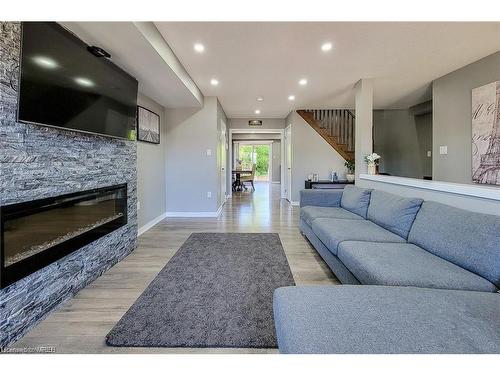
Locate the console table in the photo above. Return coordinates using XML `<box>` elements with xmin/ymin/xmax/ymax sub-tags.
<box><xmin>304</xmin><ymin>180</ymin><xmax>354</xmax><ymax>189</ymax></box>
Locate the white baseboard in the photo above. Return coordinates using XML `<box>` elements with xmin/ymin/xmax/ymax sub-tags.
<box><xmin>138</xmin><ymin>212</ymin><xmax>167</xmax><ymax>236</ymax></box>
<box><xmin>165</xmin><ymin>207</ymin><xmax>223</xmax><ymax>218</ymax></box>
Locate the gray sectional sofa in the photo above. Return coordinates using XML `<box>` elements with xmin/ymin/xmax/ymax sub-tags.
<box><xmin>273</xmin><ymin>186</ymin><xmax>500</xmax><ymax>353</ymax></box>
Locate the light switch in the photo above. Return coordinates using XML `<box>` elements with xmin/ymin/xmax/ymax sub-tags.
<box><xmin>427</xmin><ymin>151</ymin><xmax>432</xmax><ymax>157</ymax></box>
<box><xmin>439</xmin><ymin>146</ymin><xmax>448</xmax><ymax>155</ymax></box>
<box><xmin>206</xmin><ymin>149</ymin><xmax>212</xmax><ymax>156</ymax></box>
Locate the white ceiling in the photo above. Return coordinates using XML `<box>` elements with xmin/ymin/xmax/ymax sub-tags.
<box><xmin>61</xmin><ymin>22</ymin><xmax>202</xmax><ymax>108</ymax></box>
<box><xmin>155</xmin><ymin>22</ymin><xmax>500</xmax><ymax>118</ymax></box>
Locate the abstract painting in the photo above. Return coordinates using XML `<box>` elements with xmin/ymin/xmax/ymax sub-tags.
<box><xmin>137</xmin><ymin>106</ymin><xmax>160</xmax><ymax>144</ymax></box>
<box><xmin>472</xmin><ymin>81</ymin><xmax>500</xmax><ymax>185</ymax></box>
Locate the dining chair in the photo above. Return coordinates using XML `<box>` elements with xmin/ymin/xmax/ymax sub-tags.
<box><xmin>240</xmin><ymin>164</ymin><xmax>256</xmax><ymax>191</ymax></box>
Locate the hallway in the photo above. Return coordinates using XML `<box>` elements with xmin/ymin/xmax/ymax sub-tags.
<box><xmin>12</xmin><ymin>183</ymin><xmax>338</xmax><ymax>353</ymax></box>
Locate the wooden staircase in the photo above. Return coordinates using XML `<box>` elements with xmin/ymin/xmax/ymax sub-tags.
<box><xmin>297</xmin><ymin>109</ymin><xmax>355</xmax><ymax>162</ymax></box>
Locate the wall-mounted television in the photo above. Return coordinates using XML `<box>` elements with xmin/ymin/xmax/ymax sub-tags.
<box><xmin>18</xmin><ymin>22</ymin><xmax>138</xmax><ymax>140</ymax></box>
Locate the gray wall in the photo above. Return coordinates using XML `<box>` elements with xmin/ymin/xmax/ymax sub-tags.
<box><xmin>286</xmin><ymin>111</ymin><xmax>346</xmax><ymax>202</ymax></box>
<box><xmin>165</xmin><ymin>97</ymin><xmax>225</xmax><ymax>213</ymax></box>
<box><xmin>0</xmin><ymin>22</ymin><xmax>137</xmax><ymax>348</ymax></box>
<box><xmin>433</xmin><ymin>50</ymin><xmax>500</xmax><ymax>184</ymax></box>
<box><xmin>137</xmin><ymin>93</ymin><xmax>167</xmax><ymax>228</ymax></box>
<box><xmin>229</xmin><ymin>118</ymin><xmax>285</xmax><ymax>130</ymax></box>
<box><xmin>373</xmin><ymin>109</ymin><xmax>432</xmax><ymax>179</ymax></box>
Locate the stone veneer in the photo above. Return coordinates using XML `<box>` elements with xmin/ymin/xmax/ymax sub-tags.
<box><xmin>0</xmin><ymin>22</ymin><xmax>138</xmax><ymax>348</ymax></box>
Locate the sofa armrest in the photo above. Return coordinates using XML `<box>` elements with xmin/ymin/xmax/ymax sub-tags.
<box><xmin>299</xmin><ymin>189</ymin><xmax>343</xmax><ymax>208</ymax></box>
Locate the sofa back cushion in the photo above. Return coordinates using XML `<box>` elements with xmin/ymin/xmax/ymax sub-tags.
<box><xmin>408</xmin><ymin>201</ymin><xmax>500</xmax><ymax>288</ymax></box>
<box><xmin>367</xmin><ymin>190</ymin><xmax>423</xmax><ymax>239</ymax></box>
<box><xmin>340</xmin><ymin>185</ymin><xmax>372</xmax><ymax>218</ymax></box>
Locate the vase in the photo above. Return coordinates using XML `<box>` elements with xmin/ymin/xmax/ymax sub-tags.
<box><xmin>346</xmin><ymin>173</ymin><xmax>355</xmax><ymax>182</ymax></box>
<box><xmin>367</xmin><ymin>164</ymin><xmax>377</xmax><ymax>175</ymax></box>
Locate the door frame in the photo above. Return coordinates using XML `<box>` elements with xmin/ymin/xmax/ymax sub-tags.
<box><xmin>219</xmin><ymin>119</ymin><xmax>228</xmax><ymax>205</ymax></box>
<box><xmin>228</xmin><ymin>129</ymin><xmax>285</xmax><ymax>198</ymax></box>
<box><xmin>284</xmin><ymin>124</ymin><xmax>292</xmax><ymax>202</ymax></box>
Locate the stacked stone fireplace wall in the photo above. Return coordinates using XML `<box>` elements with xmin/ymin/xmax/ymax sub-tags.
<box><xmin>0</xmin><ymin>22</ymin><xmax>138</xmax><ymax>348</ymax></box>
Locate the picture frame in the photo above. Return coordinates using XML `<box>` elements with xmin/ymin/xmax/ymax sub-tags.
<box><xmin>136</xmin><ymin>106</ymin><xmax>160</xmax><ymax>144</ymax></box>
<box><xmin>471</xmin><ymin>81</ymin><xmax>500</xmax><ymax>185</ymax></box>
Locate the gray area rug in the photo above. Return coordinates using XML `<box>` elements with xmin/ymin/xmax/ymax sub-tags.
<box><xmin>106</xmin><ymin>233</ymin><xmax>295</xmax><ymax>348</ymax></box>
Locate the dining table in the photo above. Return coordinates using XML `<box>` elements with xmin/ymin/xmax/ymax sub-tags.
<box><xmin>232</xmin><ymin>169</ymin><xmax>252</xmax><ymax>191</ymax></box>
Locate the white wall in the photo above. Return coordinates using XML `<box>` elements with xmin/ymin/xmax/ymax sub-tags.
<box><xmin>137</xmin><ymin>92</ymin><xmax>167</xmax><ymax>229</ymax></box>
<box><xmin>286</xmin><ymin>111</ymin><xmax>347</xmax><ymax>203</ymax></box>
<box><xmin>165</xmin><ymin>97</ymin><xmax>225</xmax><ymax>214</ymax></box>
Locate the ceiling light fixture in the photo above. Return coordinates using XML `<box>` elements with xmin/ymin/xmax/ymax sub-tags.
<box><xmin>256</xmin><ymin>96</ymin><xmax>264</xmax><ymax>102</ymax></box>
<box><xmin>32</xmin><ymin>56</ymin><xmax>58</xmax><ymax>69</ymax></box>
<box><xmin>288</xmin><ymin>95</ymin><xmax>295</xmax><ymax>101</ymax></box>
<box><xmin>255</xmin><ymin>109</ymin><xmax>261</xmax><ymax>115</ymax></box>
<box><xmin>74</xmin><ymin>77</ymin><xmax>94</xmax><ymax>87</ymax></box>
<box><xmin>299</xmin><ymin>78</ymin><xmax>308</xmax><ymax>86</ymax></box>
<box><xmin>194</xmin><ymin>43</ymin><xmax>205</xmax><ymax>53</ymax></box>
<box><xmin>321</xmin><ymin>42</ymin><xmax>333</xmax><ymax>52</ymax></box>
<box><xmin>210</xmin><ymin>78</ymin><xmax>219</xmax><ymax>86</ymax></box>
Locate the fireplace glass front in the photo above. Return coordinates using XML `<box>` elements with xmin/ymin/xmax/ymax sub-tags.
<box><xmin>0</xmin><ymin>184</ymin><xmax>127</xmax><ymax>288</ymax></box>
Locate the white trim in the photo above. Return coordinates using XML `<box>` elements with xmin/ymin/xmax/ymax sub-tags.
<box><xmin>359</xmin><ymin>174</ymin><xmax>500</xmax><ymax>201</ymax></box>
<box><xmin>165</xmin><ymin>205</ymin><xmax>223</xmax><ymax>218</ymax></box>
<box><xmin>165</xmin><ymin>211</ymin><xmax>219</xmax><ymax>218</ymax></box>
<box><xmin>272</xmin><ymin>181</ymin><xmax>281</xmax><ymax>184</ymax></box>
<box><xmin>138</xmin><ymin>212</ymin><xmax>167</xmax><ymax>236</ymax></box>
<box><xmin>235</xmin><ymin>140</ymin><xmax>274</xmax><ymax>145</ymax></box>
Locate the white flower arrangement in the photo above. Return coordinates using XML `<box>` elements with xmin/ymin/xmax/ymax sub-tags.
<box><xmin>364</xmin><ymin>152</ymin><xmax>381</xmax><ymax>166</ymax></box>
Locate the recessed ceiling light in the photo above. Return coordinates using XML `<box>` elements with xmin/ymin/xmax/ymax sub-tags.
<box><xmin>256</xmin><ymin>96</ymin><xmax>264</xmax><ymax>102</ymax></box>
<box><xmin>210</xmin><ymin>78</ymin><xmax>219</xmax><ymax>86</ymax></box>
<box><xmin>255</xmin><ymin>109</ymin><xmax>261</xmax><ymax>115</ymax></box>
<box><xmin>321</xmin><ymin>42</ymin><xmax>333</xmax><ymax>52</ymax></box>
<box><xmin>194</xmin><ymin>43</ymin><xmax>205</xmax><ymax>53</ymax></box>
<box><xmin>74</xmin><ymin>77</ymin><xmax>94</xmax><ymax>87</ymax></box>
<box><xmin>288</xmin><ymin>95</ymin><xmax>295</xmax><ymax>101</ymax></box>
<box><xmin>32</xmin><ymin>56</ymin><xmax>58</xmax><ymax>69</ymax></box>
<box><xmin>299</xmin><ymin>78</ymin><xmax>308</xmax><ymax>86</ymax></box>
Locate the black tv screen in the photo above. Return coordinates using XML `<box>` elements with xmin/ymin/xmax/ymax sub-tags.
<box><xmin>18</xmin><ymin>22</ymin><xmax>138</xmax><ymax>140</ymax></box>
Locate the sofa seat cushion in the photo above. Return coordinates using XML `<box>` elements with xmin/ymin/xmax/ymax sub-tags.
<box><xmin>367</xmin><ymin>190</ymin><xmax>423</xmax><ymax>239</ymax></box>
<box><xmin>340</xmin><ymin>185</ymin><xmax>372</xmax><ymax>218</ymax></box>
<box><xmin>273</xmin><ymin>285</ymin><xmax>500</xmax><ymax>354</ymax></box>
<box><xmin>337</xmin><ymin>241</ymin><xmax>497</xmax><ymax>292</ymax></box>
<box><xmin>311</xmin><ymin>218</ymin><xmax>405</xmax><ymax>255</ymax></box>
<box><xmin>300</xmin><ymin>206</ymin><xmax>363</xmax><ymax>226</ymax></box>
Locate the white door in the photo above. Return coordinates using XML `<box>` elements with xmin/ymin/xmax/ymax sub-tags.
<box><xmin>219</xmin><ymin>120</ymin><xmax>227</xmax><ymax>204</ymax></box>
<box><xmin>285</xmin><ymin>125</ymin><xmax>292</xmax><ymax>202</ymax></box>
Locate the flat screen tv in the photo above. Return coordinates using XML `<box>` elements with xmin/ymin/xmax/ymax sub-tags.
<box><xmin>18</xmin><ymin>22</ymin><xmax>138</xmax><ymax>140</ymax></box>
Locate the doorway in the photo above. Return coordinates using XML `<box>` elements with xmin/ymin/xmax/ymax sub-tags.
<box><xmin>238</xmin><ymin>143</ymin><xmax>272</xmax><ymax>182</ymax></box>
<box><xmin>227</xmin><ymin>129</ymin><xmax>285</xmax><ymax>199</ymax></box>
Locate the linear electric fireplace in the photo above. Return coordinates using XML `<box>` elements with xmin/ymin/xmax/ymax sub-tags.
<box><xmin>0</xmin><ymin>184</ymin><xmax>127</xmax><ymax>288</ymax></box>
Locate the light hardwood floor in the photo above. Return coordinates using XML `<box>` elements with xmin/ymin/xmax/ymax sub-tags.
<box><xmin>12</xmin><ymin>182</ymin><xmax>338</xmax><ymax>353</ymax></box>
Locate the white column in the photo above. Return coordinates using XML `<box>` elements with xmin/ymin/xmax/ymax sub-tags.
<box><xmin>354</xmin><ymin>79</ymin><xmax>374</xmax><ymax>181</ymax></box>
